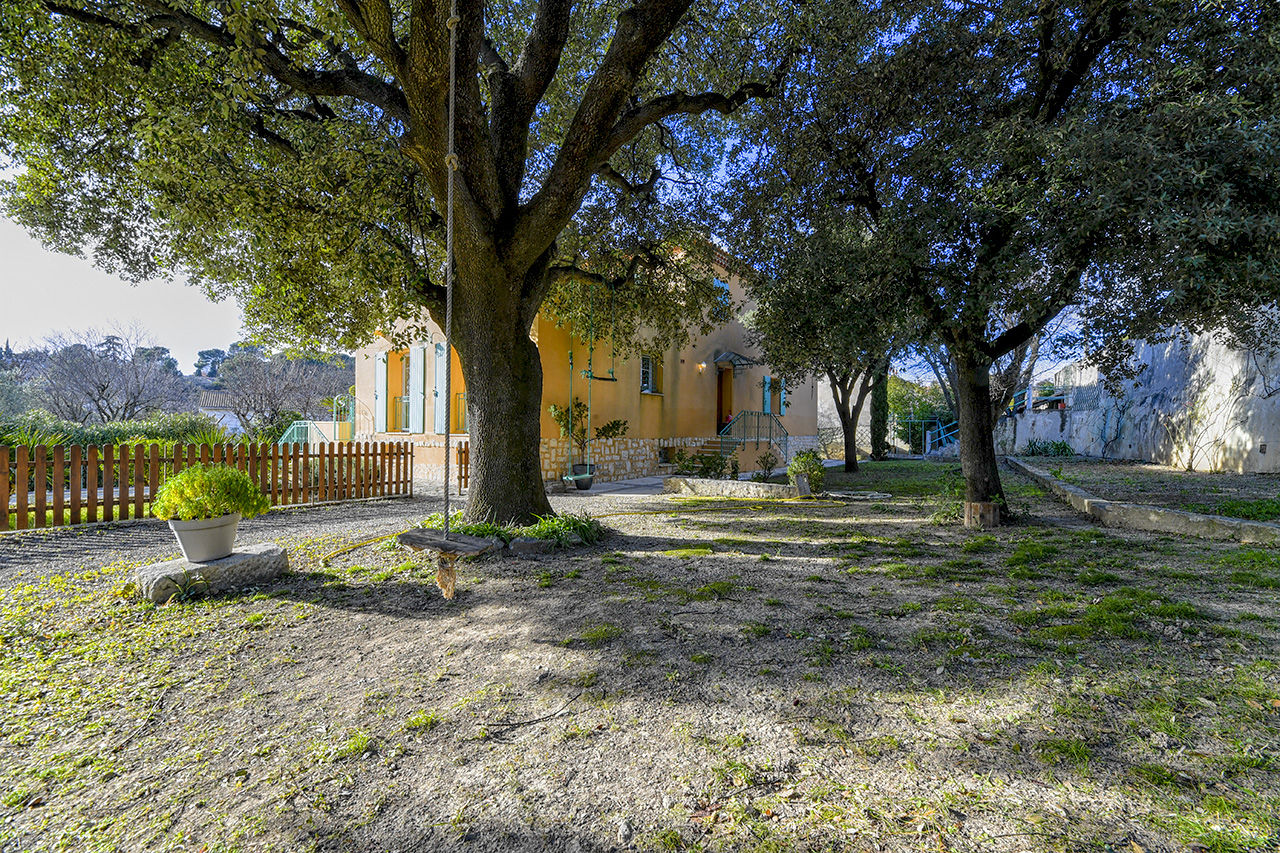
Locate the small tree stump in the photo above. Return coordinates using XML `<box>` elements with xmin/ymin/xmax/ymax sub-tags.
<box><xmin>964</xmin><ymin>501</ymin><xmax>1000</xmax><ymax>529</ymax></box>
<box><xmin>396</xmin><ymin>530</ymin><xmax>500</xmax><ymax>599</ymax></box>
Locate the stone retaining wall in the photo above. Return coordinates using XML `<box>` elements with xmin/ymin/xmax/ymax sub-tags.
<box><xmin>390</xmin><ymin>432</ymin><xmax>825</xmax><ymax>494</ymax></box>
<box><xmin>1007</xmin><ymin>457</ymin><xmax>1280</xmax><ymax>545</ymax></box>
<box><xmin>663</xmin><ymin>477</ymin><xmax>799</xmax><ymax>499</ymax></box>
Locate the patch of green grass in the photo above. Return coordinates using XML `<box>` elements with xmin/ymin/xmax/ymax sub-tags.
<box><xmin>1006</xmin><ymin>540</ymin><xmax>1059</xmax><ymax>568</ymax></box>
<box><xmin>1077</xmin><ymin>568</ymin><xmax>1122</xmax><ymax>586</ymax></box>
<box><xmin>2</xmin><ymin>787</ymin><xmax>33</xmax><ymax>808</ymax></box>
<box><xmin>662</xmin><ymin>547</ymin><xmax>713</xmax><ymax>559</ymax></box>
<box><xmin>1162</xmin><ymin>806</ymin><xmax>1279</xmax><ymax>853</ymax></box>
<box><xmin>1009</xmin><ymin>603</ymin><xmax>1077</xmax><ymax>627</ymax></box>
<box><xmin>691</xmin><ymin>580</ymin><xmax>735</xmax><ymax>600</ymax></box>
<box><xmin>740</xmin><ymin>621</ymin><xmax>771</xmax><ymax>639</ymax></box>
<box><xmin>333</xmin><ymin>729</ymin><xmax>374</xmax><ymax>759</ymax></box>
<box><xmin>405</xmin><ymin>710</ymin><xmax>442</xmax><ymax>732</ymax></box>
<box><xmin>1185</xmin><ymin>497</ymin><xmax>1280</xmax><ymax>522</ymax></box>
<box><xmin>960</xmin><ymin>534</ymin><xmax>998</xmax><ymax>553</ymax></box>
<box><xmin>574</xmin><ymin>622</ymin><xmax>623</xmax><ymax>647</ymax></box>
<box><xmin>1130</xmin><ymin>762</ymin><xmax>1183</xmax><ymax>789</ymax></box>
<box><xmin>932</xmin><ymin>594</ymin><xmax>980</xmax><ymax>612</ymax></box>
<box><xmin>515</xmin><ymin>513</ymin><xmax>606</xmax><ymax>545</ymax></box>
<box><xmin>1229</xmin><ymin>570</ymin><xmax>1280</xmax><ymax>590</ymax></box>
<box><xmin>689</xmin><ymin>652</ymin><xmax>714</xmax><ymax>665</ymax></box>
<box><xmin>1036</xmin><ymin>737</ymin><xmax>1091</xmax><ymax>770</ymax></box>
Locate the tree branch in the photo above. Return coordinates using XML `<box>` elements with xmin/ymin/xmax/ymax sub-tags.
<box><xmin>84</xmin><ymin>0</ymin><xmax>414</xmax><ymax>125</ymax></box>
<box><xmin>603</xmin><ymin>63</ymin><xmax>791</xmax><ymax>158</ymax></box>
<box><xmin>596</xmin><ymin>164</ymin><xmax>662</xmax><ymax>197</ymax></box>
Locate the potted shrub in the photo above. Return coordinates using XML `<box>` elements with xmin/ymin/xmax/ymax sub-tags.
<box><xmin>548</xmin><ymin>399</ymin><xmax>628</xmax><ymax>490</ymax></box>
<box><xmin>151</xmin><ymin>463</ymin><xmax>271</xmax><ymax>562</ymax></box>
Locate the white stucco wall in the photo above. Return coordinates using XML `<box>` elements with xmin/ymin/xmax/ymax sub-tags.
<box><xmin>994</xmin><ymin>332</ymin><xmax>1280</xmax><ymax>473</ymax></box>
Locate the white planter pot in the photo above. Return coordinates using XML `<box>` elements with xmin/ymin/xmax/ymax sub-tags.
<box><xmin>168</xmin><ymin>513</ymin><xmax>241</xmax><ymax>562</ymax></box>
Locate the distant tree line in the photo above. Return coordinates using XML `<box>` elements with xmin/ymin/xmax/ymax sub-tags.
<box><xmin>0</xmin><ymin>326</ymin><xmax>352</xmax><ymax>442</ymax></box>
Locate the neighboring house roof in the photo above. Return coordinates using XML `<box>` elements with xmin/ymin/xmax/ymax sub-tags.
<box><xmin>198</xmin><ymin>391</ymin><xmax>236</xmax><ymax>411</ymax></box>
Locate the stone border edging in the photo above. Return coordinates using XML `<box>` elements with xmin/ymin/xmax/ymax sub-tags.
<box><xmin>1005</xmin><ymin>457</ymin><xmax>1280</xmax><ymax>545</ymax></box>
<box><xmin>663</xmin><ymin>477</ymin><xmax>799</xmax><ymax>499</ymax></box>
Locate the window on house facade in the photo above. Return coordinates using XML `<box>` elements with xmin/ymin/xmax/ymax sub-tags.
<box><xmin>640</xmin><ymin>354</ymin><xmax>662</xmax><ymax>394</ymax></box>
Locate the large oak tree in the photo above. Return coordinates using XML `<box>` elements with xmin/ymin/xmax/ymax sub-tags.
<box><xmin>0</xmin><ymin>0</ymin><xmax>786</xmax><ymax>522</ymax></box>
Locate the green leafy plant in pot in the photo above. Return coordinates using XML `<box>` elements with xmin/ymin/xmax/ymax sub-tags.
<box><xmin>548</xmin><ymin>398</ymin><xmax>628</xmax><ymax>490</ymax></box>
<box><xmin>151</xmin><ymin>464</ymin><xmax>271</xmax><ymax>561</ymax></box>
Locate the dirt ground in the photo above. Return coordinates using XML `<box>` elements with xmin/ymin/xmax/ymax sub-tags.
<box><xmin>2</xmin><ymin>460</ymin><xmax>1278</xmax><ymax>852</ymax></box>
<box><xmin>1024</xmin><ymin>457</ymin><xmax>1280</xmax><ymax>519</ymax></box>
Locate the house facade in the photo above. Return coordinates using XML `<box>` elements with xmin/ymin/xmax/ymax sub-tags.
<box><xmin>352</xmin><ymin>248</ymin><xmax>819</xmax><ymax>490</ymax></box>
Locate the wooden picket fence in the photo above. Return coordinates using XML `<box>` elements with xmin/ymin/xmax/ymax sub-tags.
<box><xmin>1</xmin><ymin>441</ymin><xmax>413</xmax><ymax>532</ymax></box>
<box><xmin>455</xmin><ymin>441</ymin><xmax>470</xmax><ymax>493</ymax></box>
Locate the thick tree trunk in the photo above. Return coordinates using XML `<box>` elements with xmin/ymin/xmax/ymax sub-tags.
<box><xmin>841</xmin><ymin>417</ymin><xmax>859</xmax><ymax>472</ymax></box>
<box><xmin>870</xmin><ymin>363</ymin><xmax>889</xmax><ymax>460</ymax></box>
<box><xmin>954</xmin><ymin>355</ymin><xmax>1006</xmax><ymax>527</ymax></box>
<box><xmin>452</xmin><ymin>265</ymin><xmax>556</xmax><ymax>525</ymax></box>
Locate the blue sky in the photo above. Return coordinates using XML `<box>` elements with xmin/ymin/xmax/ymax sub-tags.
<box><xmin>0</xmin><ymin>217</ymin><xmax>244</xmax><ymax>373</ymax></box>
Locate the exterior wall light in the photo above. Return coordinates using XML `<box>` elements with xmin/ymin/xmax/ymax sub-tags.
<box><xmin>697</xmin><ymin>361</ymin><xmax>706</xmax><ymax>372</ymax></box>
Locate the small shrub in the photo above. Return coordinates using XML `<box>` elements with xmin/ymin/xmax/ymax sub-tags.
<box><xmin>548</xmin><ymin>398</ymin><xmax>627</xmax><ymax>461</ymax></box>
<box><xmin>787</xmin><ymin>449</ymin><xmax>826</xmax><ymax>492</ymax></box>
<box><xmin>694</xmin><ymin>452</ymin><xmax>729</xmax><ymax>479</ymax></box>
<box><xmin>515</xmin><ymin>513</ymin><xmax>604</xmax><ymax>545</ymax></box>
<box><xmin>151</xmin><ymin>463</ymin><xmax>271</xmax><ymax>520</ymax></box>
<box><xmin>1023</xmin><ymin>438</ymin><xmax>1073</xmax><ymax>457</ymax></box>
<box><xmin>753</xmin><ymin>450</ymin><xmax>779</xmax><ymax>482</ymax></box>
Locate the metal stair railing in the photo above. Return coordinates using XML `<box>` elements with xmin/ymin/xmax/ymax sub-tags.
<box><xmin>277</xmin><ymin>420</ymin><xmax>312</xmax><ymax>446</ymax></box>
<box><xmin>925</xmin><ymin>419</ymin><xmax>960</xmax><ymax>452</ymax></box>
<box><xmin>718</xmin><ymin>410</ymin><xmax>790</xmax><ymax>461</ymax></box>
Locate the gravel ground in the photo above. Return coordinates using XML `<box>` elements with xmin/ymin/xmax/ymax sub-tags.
<box><xmin>3</xmin><ymin>464</ymin><xmax>1277</xmax><ymax>853</ymax></box>
<box><xmin>1026</xmin><ymin>456</ymin><xmax>1279</xmax><ymax>510</ymax></box>
<box><xmin>0</xmin><ymin>490</ymin><xmax>672</xmax><ymax>583</ymax></box>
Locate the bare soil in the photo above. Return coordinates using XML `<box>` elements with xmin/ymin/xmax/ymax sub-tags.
<box><xmin>1024</xmin><ymin>457</ymin><xmax>1279</xmax><ymax>515</ymax></box>
<box><xmin>2</xmin><ymin>461</ymin><xmax>1277</xmax><ymax>853</ymax></box>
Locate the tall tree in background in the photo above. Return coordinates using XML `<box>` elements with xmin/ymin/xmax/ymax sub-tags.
<box><xmin>869</xmin><ymin>364</ymin><xmax>888</xmax><ymax>460</ymax></box>
<box><xmin>0</xmin><ymin>0</ymin><xmax>788</xmax><ymax>523</ymax></box>
<box><xmin>744</xmin><ymin>231</ymin><xmax>915</xmax><ymax>472</ymax></box>
<box><xmin>217</xmin><ymin>349</ymin><xmax>354</xmax><ymax>437</ymax></box>
<box><xmin>194</xmin><ymin>349</ymin><xmax>228</xmax><ymax>378</ymax></box>
<box><xmin>729</xmin><ymin>0</ymin><xmax>1280</xmax><ymax>524</ymax></box>
<box><xmin>37</xmin><ymin>326</ymin><xmax>192</xmax><ymax>422</ymax></box>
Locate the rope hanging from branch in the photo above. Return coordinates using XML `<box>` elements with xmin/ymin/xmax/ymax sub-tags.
<box><xmin>441</xmin><ymin>0</ymin><xmax>460</xmax><ymax>538</ymax></box>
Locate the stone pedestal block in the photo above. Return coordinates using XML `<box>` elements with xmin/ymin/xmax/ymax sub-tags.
<box><xmin>134</xmin><ymin>543</ymin><xmax>288</xmax><ymax>603</ymax></box>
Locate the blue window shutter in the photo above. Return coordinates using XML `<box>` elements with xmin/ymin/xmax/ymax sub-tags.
<box><xmin>779</xmin><ymin>378</ymin><xmax>787</xmax><ymax>414</ymax></box>
<box><xmin>408</xmin><ymin>346</ymin><xmax>426</xmax><ymax>433</ymax></box>
<box><xmin>762</xmin><ymin>376</ymin><xmax>772</xmax><ymax>413</ymax></box>
<box><xmin>433</xmin><ymin>343</ymin><xmax>448</xmax><ymax>434</ymax></box>
<box><xmin>374</xmin><ymin>353</ymin><xmax>388</xmax><ymax>433</ymax></box>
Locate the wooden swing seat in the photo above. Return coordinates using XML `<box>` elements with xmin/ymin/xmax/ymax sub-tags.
<box><xmin>397</xmin><ymin>530</ymin><xmax>500</xmax><ymax>598</ymax></box>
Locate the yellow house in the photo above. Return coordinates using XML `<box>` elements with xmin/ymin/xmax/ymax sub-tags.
<box><xmin>352</xmin><ymin>247</ymin><xmax>819</xmax><ymax>489</ymax></box>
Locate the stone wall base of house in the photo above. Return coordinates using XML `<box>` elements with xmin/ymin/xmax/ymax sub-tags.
<box><xmin>360</xmin><ymin>432</ymin><xmax>826</xmax><ymax>496</ymax></box>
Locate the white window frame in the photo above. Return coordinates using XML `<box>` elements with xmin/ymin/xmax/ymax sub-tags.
<box><xmin>640</xmin><ymin>354</ymin><xmax>659</xmax><ymax>394</ymax></box>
